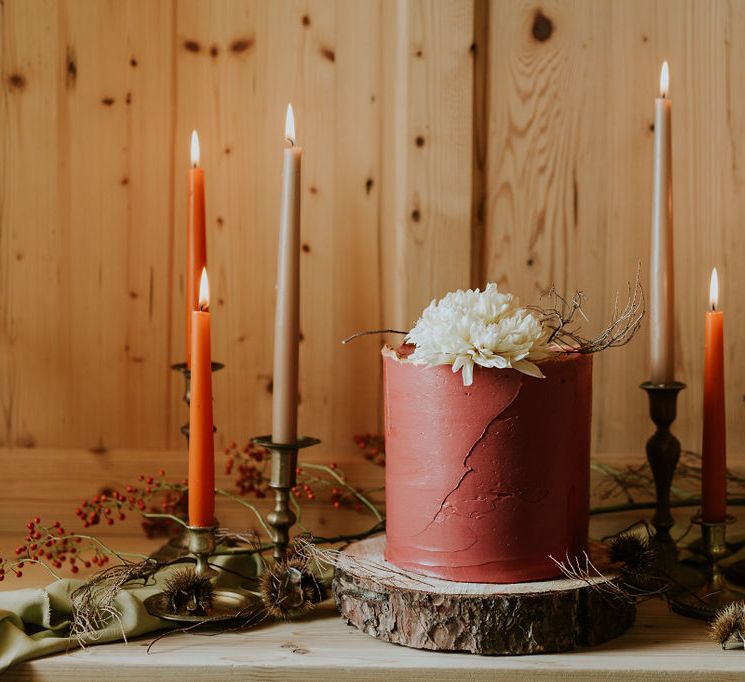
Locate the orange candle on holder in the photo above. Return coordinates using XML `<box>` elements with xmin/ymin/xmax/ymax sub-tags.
<box><xmin>186</xmin><ymin>131</ymin><xmax>207</xmax><ymax>368</ymax></box>
<box><xmin>188</xmin><ymin>268</ymin><xmax>215</xmax><ymax>528</ymax></box>
<box><xmin>702</xmin><ymin>268</ymin><xmax>727</xmax><ymax>523</ymax></box>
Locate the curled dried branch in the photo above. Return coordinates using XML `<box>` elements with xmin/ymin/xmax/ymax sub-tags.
<box><xmin>531</xmin><ymin>266</ymin><xmax>645</xmax><ymax>355</ymax></box>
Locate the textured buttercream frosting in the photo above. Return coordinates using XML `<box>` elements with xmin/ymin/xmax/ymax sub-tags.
<box><xmin>383</xmin><ymin>345</ymin><xmax>593</xmax><ymax>584</ymax></box>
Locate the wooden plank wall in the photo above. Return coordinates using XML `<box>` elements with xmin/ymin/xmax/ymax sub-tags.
<box><xmin>1</xmin><ymin>0</ymin><xmax>744</xmax><ymax>472</ymax></box>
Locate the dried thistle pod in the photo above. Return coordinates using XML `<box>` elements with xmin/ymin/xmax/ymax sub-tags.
<box><xmin>259</xmin><ymin>556</ymin><xmax>326</xmax><ymax>620</ymax></box>
<box><xmin>710</xmin><ymin>602</ymin><xmax>745</xmax><ymax>649</ymax></box>
<box><xmin>607</xmin><ymin>532</ymin><xmax>662</xmax><ymax>593</ymax></box>
<box><xmin>163</xmin><ymin>567</ymin><xmax>214</xmax><ymax>616</ymax></box>
<box><xmin>608</xmin><ymin>533</ymin><xmax>655</xmax><ymax>573</ymax></box>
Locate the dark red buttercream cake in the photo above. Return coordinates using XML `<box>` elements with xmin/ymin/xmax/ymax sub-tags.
<box><xmin>383</xmin><ymin>344</ymin><xmax>593</xmax><ymax>584</ymax></box>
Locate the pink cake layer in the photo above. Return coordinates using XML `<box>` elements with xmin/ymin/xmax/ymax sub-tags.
<box><xmin>383</xmin><ymin>345</ymin><xmax>593</xmax><ymax>584</ymax></box>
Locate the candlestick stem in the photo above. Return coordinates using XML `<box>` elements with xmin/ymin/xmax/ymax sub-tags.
<box><xmin>671</xmin><ymin>515</ymin><xmax>743</xmax><ymax>620</ymax></box>
<box><xmin>252</xmin><ymin>436</ymin><xmax>320</xmax><ymax>561</ymax></box>
<box><xmin>640</xmin><ymin>381</ymin><xmax>685</xmax><ymax>567</ymax></box>
<box><xmin>171</xmin><ymin>361</ymin><xmax>225</xmax><ymax>441</ymax></box>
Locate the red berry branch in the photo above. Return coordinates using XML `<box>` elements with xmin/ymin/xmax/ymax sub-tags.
<box><xmin>6</xmin><ymin>433</ymin><xmax>387</xmax><ymax>582</ymax></box>
<box><xmin>2</xmin><ymin>517</ymin><xmax>149</xmax><ymax>582</ymax></box>
<box><xmin>74</xmin><ymin>469</ymin><xmax>189</xmax><ymax>539</ymax></box>
<box><xmin>353</xmin><ymin>432</ymin><xmax>386</xmax><ymax>466</ymax></box>
<box><xmin>222</xmin><ymin>439</ymin><xmax>383</xmax><ymax>523</ymax></box>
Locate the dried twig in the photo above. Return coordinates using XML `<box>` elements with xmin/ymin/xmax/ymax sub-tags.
<box><xmin>530</xmin><ymin>266</ymin><xmax>645</xmax><ymax>355</ymax></box>
<box><xmin>70</xmin><ymin>559</ymin><xmax>162</xmax><ymax>645</ymax></box>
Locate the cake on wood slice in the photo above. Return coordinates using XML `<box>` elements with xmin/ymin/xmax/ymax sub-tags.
<box><xmin>383</xmin><ymin>344</ymin><xmax>593</xmax><ymax>583</ymax></box>
<box><xmin>333</xmin><ymin>535</ymin><xmax>635</xmax><ymax>655</ymax></box>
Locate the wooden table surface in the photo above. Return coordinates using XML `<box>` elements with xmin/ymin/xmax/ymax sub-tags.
<box><xmin>0</xmin><ymin>594</ymin><xmax>737</xmax><ymax>681</ymax></box>
<box><xmin>2</xmin><ymin>465</ymin><xmax>743</xmax><ymax>681</ymax></box>
<box><xmin>1</xmin><ymin>530</ymin><xmax>742</xmax><ymax>682</ymax></box>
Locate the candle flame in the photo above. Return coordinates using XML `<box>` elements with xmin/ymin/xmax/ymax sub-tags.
<box><xmin>190</xmin><ymin>130</ymin><xmax>200</xmax><ymax>167</ymax></box>
<box><xmin>199</xmin><ymin>267</ymin><xmax>209</xmax><ymax>311</ymax></box>
<box><xmin>709</xmin><ymin>268</ymin><xmax>719</xmax><ymax>310</ymax></box>
<box><xmin>285</xmin><ymin>104</ymin><xmax>295</xmax><ymax>145</ymax></box>
<box><xmin>659</xmin><ymin>61</ymin><xmax>669</xmax><ymax>98</ymax></box>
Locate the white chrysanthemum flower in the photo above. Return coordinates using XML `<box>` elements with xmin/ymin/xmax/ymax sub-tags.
<box><xmin>405</xmin><ymin>283</ymin><xmax>553</xmax><ymax>386</ymax></box>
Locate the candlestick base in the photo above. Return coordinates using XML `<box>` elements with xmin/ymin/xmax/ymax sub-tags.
<box><xmin>640</xmin><ymin>381</ymin><xmax>686</xmax><ymax>570</ymax></box>
<box><xmin>144</xmin><ymin>522</ymin><xmax>263</xmax><ymax>623</ymax></box>
<box><xmin>671</xmin><ymin>515</ymin><xmax>744</xmax><ymax>620</ymax></box>
<box><xmin>251</xmin><ymin>435</ymin><xmax>321</xmax><ymax>562</ymax></box>
<box><xmin>171</xmin><ymin>361</ymin><xmax>224</xmax><ymax>441</ymax></box>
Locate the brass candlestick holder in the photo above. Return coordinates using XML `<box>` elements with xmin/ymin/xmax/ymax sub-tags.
<box><xmin>187</xmin><ymin>524</ymin><xmax>219</xmax><ymax>578</ymax></box>
<box><xmin>144</xmin><ymin>523</ymin><xmax>262</xmax><ymax>623</ymax></box>
<box><xmin>171</xmin><ymin>361</ymin><xmax>225</xmax><ymax>441</ymax></box>
<box><xmin>671</xmin><ymin>515</ymin><xmax>744</xmax><ymax>620</ymax></box>
<box><xmin>252</xmin><ymin>435</ymin><xmax>321</xmax><ymax>561</ymax></box>
<box><xmin>640</xmin><ymin>381</ymin><xmax>686</xmax><ymax>569</ymax></box>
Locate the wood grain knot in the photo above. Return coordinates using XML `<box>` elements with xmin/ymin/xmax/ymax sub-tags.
<box><xmin>101</xmin><ymin>97</ymin><xmax>115</xmax><ymax>106</ymax></box>
<box><xmin>230</xmin><ymin>37</ymin><xmax>255</xmax><ymax>53</ymax></box>
<box><xmin>184</xmin><ymin>40</ymin><xmax>201</xmax><ymax>53</ymax></box>
<box><xmin>411</xmin><ymin>208</ymin><xmax>421</xmax><ymax>222</ymax></box>
<box><xmin>302</xmin><ymin>15</ymin><xmax>311</xmax><ymax>27</ymax></box>
<box><xmin>7</xmin><ymin>73</ymin><xmax>27</xmax><ymax>91</ymax></box>
<box><xmin>210</xmin><ymin>45</ymin><xmax>219</xmax><ymax>58</ymax></box>
<box><xmin>415</xmin><ymin>135</ymin><xmax>425</xmax><ymax>148</ymax></box>
<box><xmin>365</xmin><ymin>178</ymin><xmax>374</xmax><ymax>195</ymax></box>
<box><xmin>320</xmin><ymin>46</ymin><xmax>335</xmax><ymax>62</ymax></box>
<box><xmin>531</xmin><ymin>10</ymin><xmax>553</xmax><ymax>42</ymax></box>
<box><xmin>130</xmin><ymin>57</ymin><xmax>138</xmax><ymax>67</ymax></box>
<box><xmin>302</xmin><ymin>243</ymin><xmax>311</xmax><ymax>253</ymax></box>
<box><xmin>66</xmin><ymin>49</ymin><xmax>77</xmax><ymax>89</ymax></box>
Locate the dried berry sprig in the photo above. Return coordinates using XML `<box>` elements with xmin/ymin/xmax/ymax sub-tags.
<box><xmin>224</xmin><ymin>441</ymin><xmax>271</xmax><ymax>499</ymax></box>
<box><xmin>74</xmin><ymin>468</ymin><xmax>191</xmax><ymax>538</ymax></box>
<box><xmin>353</xmin><ymin>432</ymin><xmax>385</xmax><ymax>466</ymax></box>
<box><xmin>300</xmin><ymin>463</ymin><xmax>383</xmax><ymax>522</ymax></box>
<box><xmin>3</xmin><ymin>517</ymin><xmax>148</xmax><ymax>582</ymax></box>
<box><xmin>224</xmin><ymin>437</ymin><xmax>384</xmax><ymax>525</ymax></box>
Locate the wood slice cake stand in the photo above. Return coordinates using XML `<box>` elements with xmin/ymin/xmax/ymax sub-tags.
<box><xmin>332</xmin><ymin>535</ymin><xmax>635</xmax><ymax>655</ymax></box>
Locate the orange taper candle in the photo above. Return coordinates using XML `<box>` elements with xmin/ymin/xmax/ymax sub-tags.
<box><xmin>702</xmin><ymin>268</ymin><xmax>727</xmax><ymax>523</ymax></box>
<box><xmin>186</xmin><ymin>131</ymin><xmax>207</xmax><ymax>368</ymax></box>
<box><xmin>188</xmin><ymin>268</ymin><xmax>215</xmax><ymax>527</ymax></box>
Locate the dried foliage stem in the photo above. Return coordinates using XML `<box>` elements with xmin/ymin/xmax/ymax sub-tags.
<box><xmin>341</xmin><ymin>329</ymin><xmax>408</xmax><ymax>344</ymax></box>
<box><xmin>214</xmin><ymin>488</ymin><xmax>275</xmax><ymax>538</ymax></box>
<box><xmin>69</xmin><ymin>534</ymin><xmax>149</xmax><ymax>562</ymax></box>
<box><xmin>140</xmin><ymin>511</ymin><xmax>189</xmax><ymax>528</ymax></box>
<box><xmin>301</xmin><ymin>463</ymin><xmax>383</xmax><ymax>522</ymax></box>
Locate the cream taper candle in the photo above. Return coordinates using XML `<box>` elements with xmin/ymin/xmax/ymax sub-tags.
<box><xmin>649</xmin><ymin>61</ymin><xmax>675</xmax><ymax>384</ymax></box>
<box><xmin>272</xmin><ymin>104</ymin><xmax>302</xmax><ymax>444</ymax></box>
